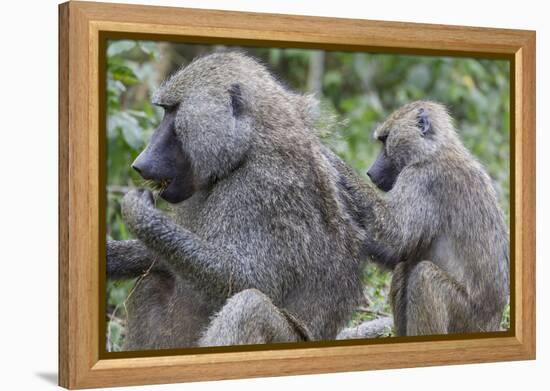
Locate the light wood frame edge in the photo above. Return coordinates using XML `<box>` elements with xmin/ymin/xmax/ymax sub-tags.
<box><xmin>58</xmin><ymin>1</ymin><xmax>536</xmax><ymax>389</ymax></box>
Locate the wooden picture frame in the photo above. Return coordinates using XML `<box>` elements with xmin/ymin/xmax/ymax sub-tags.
<box><xmin>59</xmin><ymin>1</ymin><xmax>536</xmax><ymax>388</ymax></box>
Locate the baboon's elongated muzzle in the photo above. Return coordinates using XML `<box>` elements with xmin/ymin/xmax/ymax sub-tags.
<box><xmin>132</xmin><ymin>110</ymin><xmax>195</xmax><ymax>204</ymax></box>
<box><xmin>367</xmin><ymin>150</ymin><xmax>398</xmax><ymax>192</ymax></box>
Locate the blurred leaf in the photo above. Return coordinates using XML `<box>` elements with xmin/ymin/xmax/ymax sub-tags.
<box><xmin>324</xmin><ymin>70</ymin><xmax>342</xmax><ymax>87</ymax></box>
<box><xmin>108</xmin><ymin>112</ymin><xmax>144</xmax><ymax>151</ymax></box>
<box><xmin>138</xmin><ymin>41</ymin><xmax>161</xmax><ymax>60</ymax></box>
<box><xmin>406</xmin><ymin>64</ymin><xmax>431</xmax><ymax>89</ymax></box>
<box><xmin>107</xmin><ymin>40</ymin><xmax>136</xmax><ymax>57</ymax></box>
<box><xmin>108</xmin><ymin>59</ymin><xmax>139</xmax><ymax>86</ymax></box>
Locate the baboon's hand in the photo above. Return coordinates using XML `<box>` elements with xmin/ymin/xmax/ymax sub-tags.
<box><xmin>121</xmin><ymin>188</ymin><xmax>158</xmax><ymax>235</ymax></box>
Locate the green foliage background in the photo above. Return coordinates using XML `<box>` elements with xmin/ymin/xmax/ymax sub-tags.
<box><xmin>106</xmin><ymin>41</ymin><xmax>510</xmax><ymax>350</ymax></box>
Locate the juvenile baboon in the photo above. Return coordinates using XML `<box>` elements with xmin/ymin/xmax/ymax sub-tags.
<box><xmin>360</xmin><ymin>101</ymin><xmax>509</xmax><ymax>336</ymax></box>
<box><xmin>107</xmin><ymin>52</ymin><xmax>369</xmax><ymax>350</ymax></box>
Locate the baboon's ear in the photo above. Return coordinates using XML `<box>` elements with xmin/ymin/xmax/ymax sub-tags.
<box><xmin>417</xmin><ymin>108</ymin><xmax>432</xmax><ymax>136</ymax></box>
<box><xmin>229</xmin><ymin>83</ymin><xmax>244</xmax><ymax>117</ymax></box>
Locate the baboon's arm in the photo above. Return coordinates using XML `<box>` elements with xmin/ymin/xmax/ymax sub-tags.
<box><xmin>361</xmin><ymin>168</ymin><xmax>439</xmax><ymax>269</ymax></box>
<box><xmin>319</xmin><ymin>144</ymin><xmax>436</xmax><ymax>268</ymax></box>
<box><xmin>121</xmin><ymin>189</ymin><xmax>260</xmax><ymax>298</ymax></box>
<box><xmin>320</xmin><ymin>145</ymin><xmax>375</xmax><ymax>230</ymax></box>
<box><xmin>107</xmin><ymin>239</ymin><xmax>169</xmax><ymax>279</ymax></box>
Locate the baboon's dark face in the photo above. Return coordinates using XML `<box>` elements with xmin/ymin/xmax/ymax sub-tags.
<box><xmin>367</xmin><ymin>106</ymin><xmax>433</xmax><ymax>192</ymax></box>
<box><xmin>367</xmin><ymin>140</ymin><xmax>399</xmax><ymax>192</ymax></box>
<box><xmin>132</xmin><ymin>107</ymin><xmax>196</xmax><ymax>204</ymax></box>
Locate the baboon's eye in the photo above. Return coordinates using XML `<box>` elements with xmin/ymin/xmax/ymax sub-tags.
<box><xmin>162</xmin><ymin>104</ymin><xmax>179</xmax><ymax>114</ymax></box>
<box><xmin>379</xmin><ymin>135</ymin><xmax>388</xmax><ymax>144</ymax></box>
<box><xmin>154</xmin><ymin>103</ymin><xmax>179</xmax><ymax>114</ymax></box>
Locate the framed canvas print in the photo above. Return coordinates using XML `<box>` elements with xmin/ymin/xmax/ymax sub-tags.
<box><xmin>58</xmin><ymin>1</ymin><xmax>536</xmax><ymax>389</ymax></box>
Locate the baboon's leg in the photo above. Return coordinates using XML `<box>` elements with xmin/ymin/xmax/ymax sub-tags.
<box><xmin>389</xmin><ymin>262</ymin><xmax>409</xmax><ymax>336</ymax></box>
<box><xmin>405</xmin><ymin>260</ymin><xmax>470</xmax><ymax>336</ymax></box>
<box><xmin>198</xmin><ymin>289</ymin><xmax>311</xmax><ymax>347</ymax></box>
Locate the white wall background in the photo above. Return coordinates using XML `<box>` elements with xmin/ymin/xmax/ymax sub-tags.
<box><xmin>0</xmin><ymin>0</ymin><xmax>546</xmax><ymax>389</ymax></box>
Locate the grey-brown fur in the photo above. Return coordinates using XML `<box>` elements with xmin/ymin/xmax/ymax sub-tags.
<box><xmin>107</xmin><ymin>52</ymin><xmax>368</xmax><ymax>349</ymax></box>
<box><xmin>360</xmin><ymin>101</ymin><xmax>509</xmax><ymax>336</ymax></box>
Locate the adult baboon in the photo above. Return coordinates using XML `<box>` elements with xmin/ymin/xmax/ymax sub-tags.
<box><xmin>107</xmin><ymin>52</ymin><xmax>368</xmax><ymax>350</ymax></box>
<box><xmin>360</xmin><ymin>100</ymin><xmax>509</xmax><ymax>336</ymax></box>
